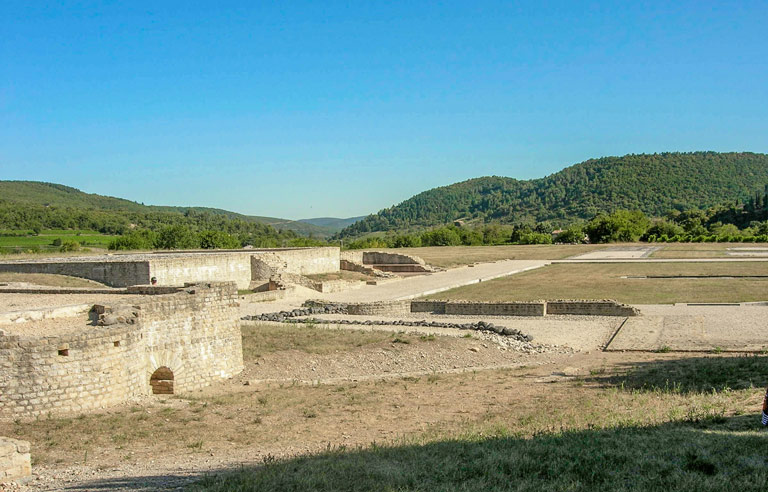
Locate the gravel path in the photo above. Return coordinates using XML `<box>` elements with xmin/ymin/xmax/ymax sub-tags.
<box><xmin>607</xmin><ymin>303</ymin><xmax>768</xmax><ymax>351</ymax></box>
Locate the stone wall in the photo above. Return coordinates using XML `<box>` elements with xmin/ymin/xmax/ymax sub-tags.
<box><xmin>251</xmin><ymin>248</ymin><xmax>340</xmax><ymax>282</ymax></box>
<box><xmin>546</xmin><ymin>300</ymin><xmax>639</xmax><ymax>316</ymax></box>
<box><xmin>410</xmin><ymin>300</ymin><xmax>447</xmax><ymax>314</ymax></box>
<box><xmin>150</xmin><ymin>255</ymin><xmax>252</xmax><ymax>289</ymax></box>
<box><xmin>411</xmin><ymin>299</ymin><xmax>637</xmax><ymax>317</ymax></box>
<box><xmin>346</xmin><ymin>300</ymin><xmax>412</xmax><ymax>315</ymax></box>
<box><xmin>0</xmin><ymin>260</ymin><xmax>150</xmax><ymax>287</ymax></box>
<box><xmin>0</xmin><ymin>437</ymin><xmax>31</xmax><ymax>483</ymax></box>
<box><xmin>444</xmin><ymin>301</ymin><xmax>546</xmax><ymax>317</ymax></box>
<box><xmin>0</xmin><ymin>283</ymin><xmax>243</xmax><ymax>419</ymax></box>
<box><xmin>361</xmin><ymin>251</ymin><xmax>425</xmax><ymax>265</ymax></box>
<box><xmin>0</xmin><ymin>248</ymin><xmax>340</xmax><ymax>290</ymax></box>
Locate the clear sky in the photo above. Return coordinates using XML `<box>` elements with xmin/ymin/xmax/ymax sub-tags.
<box><xmin>1</xmin><ymin>1</ymin><xmax>767</xmax><ymax>219</ymax></box>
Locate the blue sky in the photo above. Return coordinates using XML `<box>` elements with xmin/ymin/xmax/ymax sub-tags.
<box><xmin>1</xmin><ymin>1</ymin><xmax>767</xmax><ymax>219</ymax></box>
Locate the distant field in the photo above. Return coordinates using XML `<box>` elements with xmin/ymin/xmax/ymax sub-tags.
<box><xmin>651</xmin><ymin>243</ymin><xmax>750</xmax><ymax>258</ymax></box>
<box><xmin>371</xmin><ymin>244</ymin><xmax>610</xmax><ymax>268</ymax></box>
<box><xmin>0</xmin><ymin>229</ymin><xmax>115</xmax><ymax>253</ymax></box>
<box><xmin>427</xmin><ymin>262</ymin><xmax>768</xmax><ymax>304</ymax></box>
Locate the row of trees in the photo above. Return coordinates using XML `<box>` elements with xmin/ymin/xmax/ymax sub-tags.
<box><xmin>345</xmin><ymin>206</ymin><xmax>768</xmax><ymax>249</ymax></box>
<box><xmin>108</xmin><ymin>226</ymin><xmax>325</xmax><ymax>251</ymax></box>
<box><xmin>0</xmin><ymin>201</ymin><xmax>312</xmax><ymax>250</ymax></box>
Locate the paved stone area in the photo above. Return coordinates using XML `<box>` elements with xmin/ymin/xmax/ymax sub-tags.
<box><xmin>569</xmin><ymin>246</ymin><xmax>659</xmax><ymax>259</ymax></box>
<box><xmin>318</xmin><ymin>260</ymin><xmax>550</xmax><ymax>302</ymax></box>
<box><xmin>606</xmin><ymin>303</ymin><xmax>768</xmax><ymax>352</ymax></box>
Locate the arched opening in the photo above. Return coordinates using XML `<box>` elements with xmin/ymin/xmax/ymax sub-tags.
<box><xmin>150</xmin><ymin>367</ymin><xmax>174</xmax><ymax>395</ymax></box>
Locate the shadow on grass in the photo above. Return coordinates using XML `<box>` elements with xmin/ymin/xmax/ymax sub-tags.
<box><xmin>588</xmin><ymin>354</ymin><xmax>768</xmax><ymax>394</ymax></box>
<box><xmin>187</xmin><ymin>415</ymin><xmax>766</xmax><ymax>492</ymax></box>
<box><xmin>56</xmin><ymin>414</ymin><xmax>768</xmax><ymax>492</ymax></box>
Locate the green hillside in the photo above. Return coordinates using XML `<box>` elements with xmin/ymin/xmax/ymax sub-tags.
<box><xmin>340</xmin><ymin>152</ymin><xmax>768</xmax><ymax>237</ymax></box>
<box><xmin>0</xmin><ymin>181</ymin><xmax>328</xmax><ymax>237</ymax></box>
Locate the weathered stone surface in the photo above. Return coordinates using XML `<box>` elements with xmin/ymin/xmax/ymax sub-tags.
<box><xmin>0</xmin><ymin>437</ymin><xmax>31</xmax><ymax>482</ymax></box>
<box><xmin>0</xmin><ymin>283</ymin><xmax>243</xmax><ymax>419</ymax></box>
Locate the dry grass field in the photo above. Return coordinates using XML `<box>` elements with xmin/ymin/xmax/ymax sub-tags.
<box><xmin>374</xmin><ymin>244</ymin><xmax>609</xmax><ymax>268</ymax></box>
<box><xmin>0</xmin><ymin>272</ymin><xmax>107</xmax><ymax>288</ymax></box>
<box><xmin>427</xmin><ymin>262</ymin><xmax>768</xmax><ymax>304</ymax></box>
<box><xmin>650</xmin><ymin>243</ymin><xmax>748</xmax><ymax>258</ymax></box>
<box><xmin>3</xmin><ymin>324</ymin><xmax>765</xmax><ymax>491</ymax></box>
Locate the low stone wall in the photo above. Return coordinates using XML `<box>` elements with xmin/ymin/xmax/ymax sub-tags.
<box><xmin>444</xmin><ymin>301</ymin><xmax>546</xmax><ymax>317</ymax></box>
<box><xmin>0</xmin><ymin>283</ymin><xmax>243</xmax><ymax>419</ymax></box>
<box><xmin>362</xmin><ymin>251</ymin><xmax>425</xmax><ymax>265</ymax></box>
<box><xmin>340</xmin><ymin>259</ymin><xmax>393</xmax><ymax>278</ymax></box>
<box><xmin>410</xmin><ymin>300</ymin><xmax>447</xmax><ymax>314</ymax></box>
<box><xmin>0</xmin><ymin>437</ymin><xmax>31</xmax><ymax>483</ymax></box>
<box><xmin>346</xmin><ymin>300</ymin><xmax>412</xmax><ymax>316</ymax></box>
<box><xmin>546</xmin><ymin>300</ymin><xmax>639</xmax><ymax>316</ymax></box>
<box><xmin>412</xmin><ymin>299</ymin><xmax>637</xmax><ymax>317</ymax></box>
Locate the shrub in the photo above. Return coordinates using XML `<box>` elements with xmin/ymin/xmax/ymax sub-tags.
<box><xmin>109</xmin><ymin>230</ymin><xmax>159</xmax><ymax>250</ymax></box>
<box><xmin>59</xmin><ymin>240</ymin><xmax>80</xmax><ymax>252</ymax></box>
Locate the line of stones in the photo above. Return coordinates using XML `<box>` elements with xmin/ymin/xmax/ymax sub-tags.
<box><xmin>241</xmin><ymin>305</ymin><xmax>534</xmax><ymax>343</ymax></box>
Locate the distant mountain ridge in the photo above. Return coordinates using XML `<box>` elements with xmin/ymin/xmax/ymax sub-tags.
<box><xmin>298</xmin><ymin>216</ymin><xmax>365</xmax><ymax>233</ymax></box>
<box><xmin>0</xmin><ymin>181</ymin><xmax>329</xmax><ymax>237</ymax></box>
<box><xmin>339</xmin><ymin>152</ymin><xmax>768</xmax><ymax>237</ymax></box>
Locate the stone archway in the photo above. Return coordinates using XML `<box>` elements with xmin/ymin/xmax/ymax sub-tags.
<box><xmin>150</xmin><ymin>366</ymin><xmax>174</xmax><ymax>395</ymax></box>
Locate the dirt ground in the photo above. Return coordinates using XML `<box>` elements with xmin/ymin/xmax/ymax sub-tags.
<box><xmin>4</xmin><ymin>324</ymin><xmax>763</xmax><ymax>491</ymax></box>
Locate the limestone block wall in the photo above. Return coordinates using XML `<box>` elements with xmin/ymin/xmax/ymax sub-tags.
<box><xmin>0</xmin><ymin>282</ymin><xmax>243</xmax><ymax>419</ymax></box>
<box><xmin>252</xmin><ymin>248</ymin><xmax>339</xmax><ymax>278</ymax></box>
<box><xmin>149</xmin><ymin>254</ymin><xmax>252</xmax><ymax>289</ymax></box>
<box><xmin>0</xmin><ymin>324</ymin><xmax>145</xmax><ymax>418</ymax></box>
<box><xmin>444</xmin><ymin>301</ymin><xmax>546</xmax><ymax>317</ymax></box>
<box><xmin>0</xmin><ymin>437</ymin><xmax>31</xmax><ymax>482</ymax></box>
<box><xmin>346</xmin><ymin>300</ymin><xmax>411</xmax><ymax>315</ymax></box>
<box><xmin>340</xmin><ymin>251</ymin><xmax>364</xmax><ymax>264</ymax></box>
<box><xmin>362</xmin><ymin>251</ymin><xmax>425</xmax><ymax>265</ymax></box>
<box><xmin>410</xmin><ymin>300</ymin><xmax>448</xmax><ymax>314</ymax></box>
<box><xmin>546</xmin><ymin>300</ymin><xmax>639</xmax><ymax>316</ymax></box>
<box><xmin>411</xmin><ymin>299</ymin><xmax>637</xmax><ymax>317</ymax></box>
<box><xmin>140</xmin><ymin>283</ymin><xmax>244</xmax><ymax>393</ymax></box>
<box><xmin>0</xmin><ymin>260</ymin><xmax>150</xmax><ymax>287</ymax></box>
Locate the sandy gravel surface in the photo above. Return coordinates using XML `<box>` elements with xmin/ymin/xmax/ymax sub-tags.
<box><xmin>0</xmin><ymin>293</ymin><xmax>146</xmax><ymax>314</ymax></box>
<box><xmin>267</xmin><ymin>314</ymin><xmax>620</xmax><ymax>353</ymax></box>
<box><xmin>0</xmin><ymin>315</ymin><xmax>97</xmax><ymax>336</ymax></box>
<box><xmin>570</xmin><ymin>246</ymin><xmax>659</xmax><ymax>259</ymax></box>
<box><xmin>319</xmin><ymin>260</ymin><xmax>550</xmax><ymax>302</ymax></box>
<box><xmin>608</xmin><ymin>304</ymin><xmax>768</xmax><ymax>351</ymax></box>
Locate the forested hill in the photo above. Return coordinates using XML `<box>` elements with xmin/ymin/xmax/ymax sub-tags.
<box><xmin>0</xmin><ymin>181</ymin><xmax>327</xmax><ymax>237</ymax></box>
<box><xmin>339</xmin><ymin>152</ymin><xmax>768</xmax><ymax>237</ymax></box>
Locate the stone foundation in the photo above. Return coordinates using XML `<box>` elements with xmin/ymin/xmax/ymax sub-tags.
<box><xmin>0</xmin><ymin>437</ymin><xmax>31</xmax><ymax>483</ymax></box>
<box><xmin>411</xmin><ymin>299</ymin><xmax>637</xmax><ymax>317</ymax></box>
<box><xmin>0</xmin><ymin>282</ymin><xmax>243</xmax><ymax>419</ymax></box>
